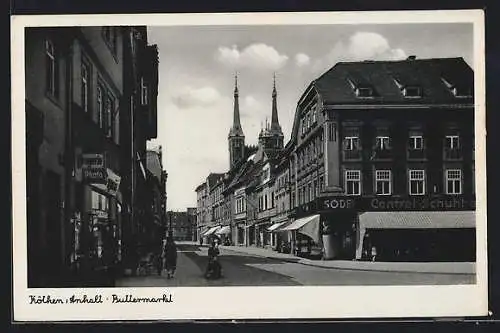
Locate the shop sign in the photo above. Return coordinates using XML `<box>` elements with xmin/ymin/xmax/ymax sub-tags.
<box><xmin>369</xmin><ymin>197</ymin><xmax>475</xmax><ymax>211</ymax></box>
<box><xmin>91</xmin><ymin>209</ymin><xmax>108</xmax><ymax>219</ymax></box>
<box><xmin>81</xmin><ymin>153</ymin><xmax>105</xmax><ymax>169</ymax></box>
<box><xmin>83</xmin><ymin>167</ymin><xmax>107</xmax><ymax>184</ymax></box>
<box><xmin>319</xmin><ymin>195</ymin><xmax>475</xmax><ymax>211</ymax></box>
<box><xmin>321</xmin><ymin>197</ymin><xmax>356</xmax><ymax>210</ymax></box>
<box><xmin>106</xmin><ymin>168</ymin><xmax>121</xmax><ymax>197</ymax></box>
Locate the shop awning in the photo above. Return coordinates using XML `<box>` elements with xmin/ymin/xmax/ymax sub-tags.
<box><xmin>359</xmin><ymin>211</ymin><xmax>476</xmax><ymax>230</ymax></box>
<box><xmin>215</xmin><ymin>225</ymin><xmax>231</xmax><ymax>235</ymax></box>
<box><xmin>281</xmin><ymin>214</ymin><xmax>321</xmax><ymax>243</ymax></box>
<box><xmin>203</xmin><ymin>226</ymin><xmax>221</xmax><ymax>236</ymax></box>
<box><xmin>267</xmin><ymin>221</ymin><xmax>288</xmax><ymax>232</ymax></box>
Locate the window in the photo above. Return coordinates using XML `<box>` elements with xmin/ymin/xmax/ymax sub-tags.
<box><xmin>446</xmin><ymin>169</ymin><xmax>462</xmax><ymax>195</ymax></box>
<box><xmin>409</xmin><ymin>135</ymin><xmax>424</xmax><ymax>150</ymax></box>
<box><xmin>356</xmin><ymin>87</ymin><xmax>373</xmax><ymax>98</ymax></box>
<box><xmin>445</xmin><ymin>135</ymin><xmax>460</xmax><ymax>149</ymax></box>
<box><xmin>444</xmin><ymin>134</ymin><xmax>461</xmax><ymax>159</ymax></box>
<box><xmin>403</xmin><ymin>86</ymin><xmax>422</xmax><ymax>98</ymax></box>
<box><xmin>344</xmin><ymin>136</ymin><xmax>360</xmax><ymax>150</ymax></box>
<box><xmin>441</xmin><ymin>77</ymin><xmax>472</xmax><ymax>98</ymax></box>
<box><xmin>375</xmin><ymin>136</ymin><xmax>391</xmax><ymax>150</ymax></box>
<box><xmin>96</xmin><ymin>85</ymin><xmax>104</xmax><ymax>128</ymax></box>
<box><xmin>328</xmin><ymin>122</ymin><xmax>336</xmax><ymax>142</ymax></box>
<box><xmin>345</xmin><ymin>170</ymin><xmax>361</xmax><ymax>196</ymax></box>
<box><xmin>141</xmin><ymin>77</ymin><xmax>148</xmax><ymax>105</ymax></box>
<box><xmin>81</xmin><ymin>60</ymin><xmax>90</xmax><ymax>112</ymax></box>
<box><xmin>409</xmin><ymin>170</ymin><xmax>425</xmax><ymax>195</ymax></box>
<box><xmin>45</xmin><ymin>39</ymin><xmax>58</xmax><ymax>97</ymax></box>
<box><xmin>375</xmin><ymin>170</ymin><xmax>392</xmax><ymax>195</ymax></box>
<box><xmin>106</xmin><ymin>94</ymin><xmax>115</xmax><ymax>138</ymax></box>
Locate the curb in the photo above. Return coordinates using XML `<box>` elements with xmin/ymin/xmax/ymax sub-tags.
<box><xmin>222</xmin><ymin>247</ymin><xmax>475</xmax><ymax>276</ymax></box>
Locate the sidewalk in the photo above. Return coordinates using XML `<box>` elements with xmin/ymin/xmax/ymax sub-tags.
<box><xmin>220</xmin><ymin>245</ymin><xmax>476</xmax><ymax>275</ymax></box>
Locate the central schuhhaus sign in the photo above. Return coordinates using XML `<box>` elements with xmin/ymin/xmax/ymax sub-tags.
<box><xmin>320</xmin><ymin>196</ymin><xmax>475</xmax><ymax>212</ymax></box>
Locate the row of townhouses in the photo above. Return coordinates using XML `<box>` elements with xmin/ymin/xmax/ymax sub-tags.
<box><xmin>25</xmin><ymin>26</ymin><xmax>167</xmax><ymax>287</ymax></box>
<box><xmin>195</xmin><ymin>56</ymin><xmax>476</xmax><ymax>262</ymax></box>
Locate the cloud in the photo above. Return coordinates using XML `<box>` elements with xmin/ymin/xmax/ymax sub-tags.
<box><xmin>313</xmin><ymin>32</ymin><xmax>407</xmax><ymax>72</ymax></box>
<box><xmin>295</xmin><ymin>53</ymin><xmax>311</xmax><ymax>67</ymax></box>
<box><xmin>171</xmin><ymin>86</ymin><xmax>222</xmax><ymax>108</ymax></box>
<box><xmin>216</xmin><ymin>43</ymin><xmax>289</xmax><ymax>70</ymax></box>
<box><xmin>243</xmin><ymin>95</ymin><xmax>261</xmax><ymax>109</ymax></box>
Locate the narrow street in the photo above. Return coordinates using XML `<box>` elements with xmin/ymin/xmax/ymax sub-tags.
<box><xmin>115</xmin><ymin>243</ymin><xmax>475</xmax><ymax>287</ymax></box>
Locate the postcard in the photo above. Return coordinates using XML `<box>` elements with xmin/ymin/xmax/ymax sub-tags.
<box><xmin>11</xmin><ymin>10</ymin><xmax>487</xmax><ymax>321</ymax></box>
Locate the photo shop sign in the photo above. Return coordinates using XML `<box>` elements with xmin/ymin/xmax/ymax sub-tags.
<box><xmin>81</xmin><ymin>153</ymin><xmax>106</xmax><ymax>184</ymax></box>
<box><xmin>320</xmin><ymin>195</ymin><xmax>476</xmax><ymax>212</ymax></box>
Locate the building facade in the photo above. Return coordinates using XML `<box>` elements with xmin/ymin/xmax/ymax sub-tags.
<box><xmin>195</xmin><ymin>56</ymin><xmax>475</xmax><ymax>263</ymax></box>
<box><xmin>145</xmin><ymin>146</ymin><xmax>168</xmax><ymax>253</ymax></box>
<box><xmin>25</xmin><ymin>26</ymin><xmax>159</xmax><ymax>287</ymax></box>
<box><xmin>169</xmin><ymin>209</ymin><xmax>196</xmax><ymax>241</ymax></box>
<box><xmin>284</xmin><ymin>56</ymin><xmax>475</xmax><ymax>261</ymax></box>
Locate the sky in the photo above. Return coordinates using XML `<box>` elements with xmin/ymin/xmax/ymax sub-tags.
<box><xmin>146</xmin><ymin>23</ymin><xmax>473</xmax><ymax>211</ymax></box>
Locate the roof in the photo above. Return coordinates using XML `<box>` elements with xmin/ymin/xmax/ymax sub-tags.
<box><xmin>207</xmin><ymin>173</ymin><xmax>224</xmax><ymax>186</ymax></box>
<box><xmin>312</xmin><ymin>57</ymin><xmax>473</xmax><ymax>106</ymax></box>
<box><xmin>194</xmin><ymin>182</ymin><xmax>206</xmax><ymax>192</ymax></box>
<box><xmin>146</xmin><ymin>150</ymin><xmax>163</xmax><ymax>182</ymax></box>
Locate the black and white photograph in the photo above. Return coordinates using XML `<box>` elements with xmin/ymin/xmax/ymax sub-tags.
<box><xmin>11</xmin><ymin>10</ymin><xmax>487</xmax><ymax>321</ymax></box>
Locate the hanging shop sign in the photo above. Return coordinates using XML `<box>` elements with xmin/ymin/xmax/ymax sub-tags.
<box><xmin>91</xmin><ymin>209</ymin><xmax>109</xmax><ymax>219</ymax></box>
<box><xmin>81</xmin><ymin>153</ymin><xmax>105</xmax><ymax>169</ymax></box>
<box><xmin>106</xmin><ymin>168</ymin><xmax>121</xmax><ymax>197</ymax></box>
<box><xmin>83</xmin><ymin>167</ymin><xmax>107</xmax><ymax>184</ymax></box>
<box><xmin>80</xmin><ymin>153</ymin><xmax>107</xmax><ymax>184</ymax></box>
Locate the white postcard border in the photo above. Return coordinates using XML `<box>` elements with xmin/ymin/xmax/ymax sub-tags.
<box><xmin>11</xmin><ymin>10</ymin><xmax>488</xmax><ymax>321</ymax></box>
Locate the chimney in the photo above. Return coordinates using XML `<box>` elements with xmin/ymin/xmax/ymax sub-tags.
<box><xmin>407</xmin><ymin>55</ymin><xmax>417</xmax><ymax>61</ymax></box>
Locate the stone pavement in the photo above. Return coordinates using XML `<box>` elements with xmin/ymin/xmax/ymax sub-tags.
<box><xmin>219</xmin><ymin>245</ymin><xmax>476</xmax><ymax>275</ymax></box>
<box><xmin>115</xmin><ymin>249</ymin><xmax>210</xmax><ymax>287</ymax></box>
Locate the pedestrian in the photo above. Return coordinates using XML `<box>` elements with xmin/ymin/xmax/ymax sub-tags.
<box><xmin>205</xmin><ymin>241</ymin><xmax>222</xmax><ymax>279</ymax></box>
<box><xmin>371</xmin><ymin>245</ymin><xmax>377</xmax><ymax>262</ymax></box>
<box><xmin>163</xmin><ymin>237</ymin><xmax>177</xmax><ymax>279</ymax></box>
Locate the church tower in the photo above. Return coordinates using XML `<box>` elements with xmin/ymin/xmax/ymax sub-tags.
<box><xmin>228</xmin><ymin>73</ymin><xmax>245</xmax><ymax>169</ymax></box>
<box><xmin>258</xmin><ymin>73</ymin><xmax>284</xmax><ymax>151</ymax></box>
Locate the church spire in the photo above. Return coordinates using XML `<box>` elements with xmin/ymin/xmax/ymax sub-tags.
<box><xmin>229</xmin><ymin>72</ymin><xmax>243</xmax><ymax>137</ymax></box>
<box><xmin>270</xmin><ymin>72</ymin><xmax>282</xmax><ymax>134</ymax></box>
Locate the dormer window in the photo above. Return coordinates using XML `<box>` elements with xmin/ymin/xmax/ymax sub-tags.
<box><xmin>403</xmin><ymin>86</ymin><xmax>422</xmax><ymax>98</ymax></box>
<box><xmin>441</xmin><ymin>77</ymin><xmax>472</xmax><ymax>98</ymax></box>
<box><xmin>347</xmin><ymin>77</ymin><xmax>375</xmax><ymax>98</ymax></box>
<box><xmin>357</xmin><ymin>87</ymin><xmax>374</xmax><ymax>98</ymax></box>
<box><xmin>393</xmin><ymin>77</ymin><xmax>422</xmax><ymax>98</ymax></box>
